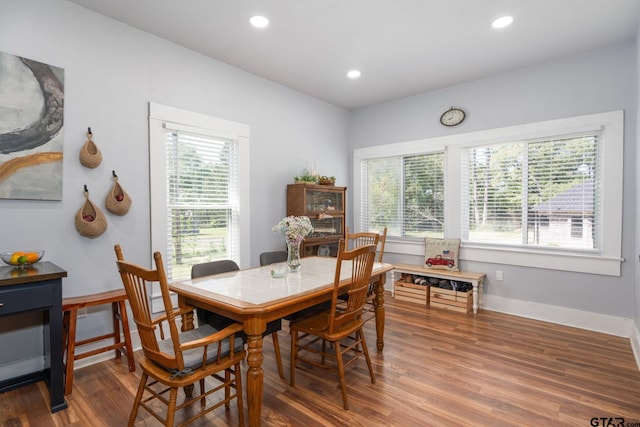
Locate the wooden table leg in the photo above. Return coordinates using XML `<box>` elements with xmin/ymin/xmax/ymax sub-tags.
<box><xmin>373</xmin><ymin>273</ymin><xmax>386</xmax><ymax>352</ymax></box>
<box><xmin>246</xmin><ymin>332</ymin><xmax>264</xmax><ymax>427</ymax></box>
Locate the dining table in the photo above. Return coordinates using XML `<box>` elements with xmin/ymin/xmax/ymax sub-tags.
<box><xmin>169</xmin><ymin>256</ymin><xmax>394</xmax><ymax>427</ymax></box>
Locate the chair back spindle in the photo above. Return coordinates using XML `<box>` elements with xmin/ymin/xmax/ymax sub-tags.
<box><xmin>344</xmin><ymin>226</ymin><xmax>387</xmax><ymax>262</ymax></box>
<box><xmin>115</xmin><ymin>246</ymin><xmax>184</xmax><ymax>371</ymax></box>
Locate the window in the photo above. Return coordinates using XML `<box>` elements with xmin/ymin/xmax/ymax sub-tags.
<box><xmin>359</xmin><ymin>152</ymin><xmax>444</xmax><ymax>238</ymax></box>
<box><xmin>162</xmin><ymin>130</ymin><xmax>240</xmax><ymax>280</ymax></box>
<box><xmin>149</xmin><ymin>102</ymin><xmax>250</xmax><ymax>292</ymax></box>
<box><xmin>354</xmin><ymin>111</ymin><xmax>623</xmax><ymax>276</ymax></box>
<box><xmin>461</xmin><ymin>133</ymin><xmax>599</xmax><ymax>251</ymax></box>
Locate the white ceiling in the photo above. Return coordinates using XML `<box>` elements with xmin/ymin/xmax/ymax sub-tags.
<box><xmin>67</xmin><ymin>0</ymin><xmax>640</xmax><ymax>111</ymax></box>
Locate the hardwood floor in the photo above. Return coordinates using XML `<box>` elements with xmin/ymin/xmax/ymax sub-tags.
<box><xmin>2</xmin><ymin>296</ymin><xmax>640</xmax><ymax>426</ymax></box>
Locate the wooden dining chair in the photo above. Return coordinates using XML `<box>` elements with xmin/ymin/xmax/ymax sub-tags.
<box><xmin>341</xmin><ymin>227</ymin><xmax>386</xmax><ymax>321</ymax></box>
<box><xmin>289</xmin><ymin>241</ymin><xmax>377</xmax><ymax>410</ymax></box>
<box><xmin>114</xmin><ymin>245</ymin><xmax>245</xmax><ymax>426</ymax></box>
<box><xmin>344</xmin><ymin>226</ymin><xmax>387</xmax><ymax>262</ymax></box>
<box><xmin>259</xmin><ymin>250</ymin><xmax>287</xmax><ymax>266</ymax></box>
<box><xmin>192</xmin><ymin>260</ymin><xmax>285</xmax><ymax>379</ymax></box>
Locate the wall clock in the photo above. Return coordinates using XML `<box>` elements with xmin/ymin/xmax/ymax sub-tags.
<box><xmin>440</xmin><ymin>107</ymin><xmax>465</xmax><ymax>126</ymax></box>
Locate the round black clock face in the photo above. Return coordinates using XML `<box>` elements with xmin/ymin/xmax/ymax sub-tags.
<box><xmin>440</xmin><ymin>108</ymin><xmax>465</xmax><ymax>126</ymax></box>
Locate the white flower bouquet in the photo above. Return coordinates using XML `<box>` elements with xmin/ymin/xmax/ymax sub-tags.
<box><xmin>272</xmin><ymin>216</ymin><xmax>313</xmax><ymax>244</ymax></box>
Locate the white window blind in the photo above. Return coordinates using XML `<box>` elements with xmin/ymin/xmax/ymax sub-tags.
<box><xmin>164</xmin><ymin>129</ymin><xmax>240</xmax><ymax>281</ymax></box>
<box><xmin>461</xmin><ymin>133</ymin><xmax>600</xmax><ymax>251</ymax></box>
<box><xmin>359</xmin><ymin>152</ymin><xmax>444</xmax><ymax>238</ymax></box>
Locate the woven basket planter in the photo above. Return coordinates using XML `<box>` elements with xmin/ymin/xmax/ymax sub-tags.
<box><xmin>75</xmin><ymin>189</ymin><xmax>107</xmax><ymax>238</ymax></box>
<box><xmin>105</xmin><ymin>173</ymin><xmax>132</xmax><ymax>216</ymax></box>
<box><xmin>79</xmin><ymin>128</ymin><xmax>102</xmax><ymax>168</ymax></box>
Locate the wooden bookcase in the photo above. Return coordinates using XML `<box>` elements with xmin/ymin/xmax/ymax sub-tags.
<box><xmin>287</xmin><ymin>184</ymin><xmax>346</xmax><ymax>257</ymax></box>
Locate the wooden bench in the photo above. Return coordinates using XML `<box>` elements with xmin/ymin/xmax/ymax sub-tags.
<box><xmin>393</xmin><ymin>263</ymin><xmax>485</xmax><ymax>313</ymax></box>
<box><xmin>62</xmin><ymin>289</ymin><xmax>135</xmax><ymax>395</ymax></box>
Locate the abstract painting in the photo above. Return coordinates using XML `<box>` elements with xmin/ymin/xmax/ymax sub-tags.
<box><xmin>0</xmin><ymin>51</ymin><xmax>64</xmax><ymax>200</ymax></box>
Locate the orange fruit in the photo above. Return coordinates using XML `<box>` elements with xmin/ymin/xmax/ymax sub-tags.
<box><xmin>25</xmin><ymin>252</ymin><xmax>40</xmax><ymax>263</ymax></box>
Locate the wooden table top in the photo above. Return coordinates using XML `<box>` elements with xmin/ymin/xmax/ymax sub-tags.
<box><xmin>0</xmin><ymin>261</ymin><xmax>67</xmax><ymax>287</ymax></box>
<box><xmin>169</xmin><ymin>256</ymin><xmax>394</xmax><ymax>314</ymax></box>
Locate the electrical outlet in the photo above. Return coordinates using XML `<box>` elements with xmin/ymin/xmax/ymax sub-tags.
<box><xmin>496</xmin><ymin>270</ymin><xmax>503</xmax><ymax>281</ymax></box>
<box><xmin>78</xmin><ymin>307</ymin><xmax>88</xmax><ymax>318</ymax></box>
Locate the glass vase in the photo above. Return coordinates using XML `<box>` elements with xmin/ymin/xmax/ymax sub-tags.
<box><xmin>287</xmin><ymin>240</ymin><xmax>302</xmax><ymax>272</ymax></box>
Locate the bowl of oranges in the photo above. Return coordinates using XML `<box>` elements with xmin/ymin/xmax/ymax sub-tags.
<box><xmin>0</xmin><ymin>250</ymin><xmax>45</xmax><ymax>268</ymax></box>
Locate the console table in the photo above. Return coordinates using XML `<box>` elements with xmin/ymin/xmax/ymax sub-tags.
<box><xmin>0</xmin><ymin>262</ymin><xmax>68</xmax><ymax>413</ymax></box>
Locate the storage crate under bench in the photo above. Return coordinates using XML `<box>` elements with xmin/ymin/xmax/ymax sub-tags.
<box><xmin>393</xmin><ymin>263</ymin><xmax>486</xmax><ymax>314</ymax></box>
<box><xmin>394</xmin><ymin>280</ymin><xmax>429</xmax><ymax>305</ymax></box>
<box><xmin>430</xmin><ymin>287</ymin><xmax>473</xmax><ymax>313</ymax></box>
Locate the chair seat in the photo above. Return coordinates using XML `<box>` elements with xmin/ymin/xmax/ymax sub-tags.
<box><xmin>157</xmin><ymin>324</ymin><xmax>244</xmax><ymax>373</ymax></box>
<box><xmin>283</xmin><ymin>300</ymin><xmax>332</xmax><ymax>322</ymax></box>
<box><xmin>138</xmin><ymin>353</ymin><xmax>243</xmax><ymax>388</ymax></box>
<box><xmin>290</xmin><ymin>310</ymin><xmax>363</xmax><ymax>341</ymax></box>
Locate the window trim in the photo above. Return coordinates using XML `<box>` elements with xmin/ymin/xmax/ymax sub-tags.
<box><xmin>148</xmin><ymin>102</ymin><xmax>251</xmax><ymax>270</ymax></box>
<box><xmin>353</xmin><ymin>111</ymin><xmax>623</xmax><ymax>276</ymax></box>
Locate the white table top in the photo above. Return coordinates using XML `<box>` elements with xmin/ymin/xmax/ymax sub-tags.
<box><xmin>171</xmin><ymin>257</ymin><xmax>392</xmax><ymax>307</ymax></box>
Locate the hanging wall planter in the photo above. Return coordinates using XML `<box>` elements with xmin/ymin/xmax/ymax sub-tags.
<box><xmin>79</xmin><ymin>127</ymin><xmax>102</xmax><ymax>168</ymax></box>
<box><xmin>105</xmin><ymin>170</ymin><xmax>132</xmax><ymax>216</ymax></box>
<box><xmin>75</xmin><ymin>185</ymin><xmax>107</xmax><ymax>238</ymax></box>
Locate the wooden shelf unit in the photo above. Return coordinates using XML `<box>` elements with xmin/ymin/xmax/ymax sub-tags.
<box><xmin>287</xmin><ymin>183</ymin><xmax>346</xmax><ymax>257</ymax></box>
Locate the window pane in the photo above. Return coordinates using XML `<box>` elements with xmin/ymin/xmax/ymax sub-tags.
<box><xmin>527</xmin><ymin>135</ymin><xmax>598</xmax><ymax>249</ymax></box>
<box><xmin>463</xmin><ymin>133</ymin><xmax>599</xmax><ymax>250</ymax></box>
<box><xmin>464</xmin><ymin>143</ymin><xmax>524</xmax><ymax>244</ymax></box>
<box><xmin>404</xmin><ymin>153</ymin><xmax>444</xmax><ymax>238</ymax></box>
<box><xmin>165</xmin><ymin>131</ymin><xmax>239</xmax><ymax>281</ymax></box>
<box><xmin>361</xmin><ymin>157</ymin><xmax>401</xmax><ymax>235</ymax></box>
<box><xmin>360</xmin><ymin>152</ymin><xmax>444</xmax><ymax>238</ymax></box>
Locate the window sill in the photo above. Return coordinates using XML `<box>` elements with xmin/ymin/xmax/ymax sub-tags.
<box><xmin>385</xmin><ymin>239</ymin><xmax>622</xmax><ymax>276</ymax></box>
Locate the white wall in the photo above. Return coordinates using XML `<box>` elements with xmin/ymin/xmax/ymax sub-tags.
<box><xmin>350</xmin><ymin>43</ymin><xmax>638</xmax><ymax>336</ymax></box>
<box><xmin>634</xmin><ymin>26</ymin><xmax>640</xmax><ymax>361</ymax></box>
<box><xmin>0</xmin><ymin>0</ymin><xmax>349</xmax><ymax>373</ymax></box>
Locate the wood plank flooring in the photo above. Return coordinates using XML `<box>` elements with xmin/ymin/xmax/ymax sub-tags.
<box><xmin>2</xmin><ymin>296</ymin><xmax>640</xmax><ymax>426</ymax></box>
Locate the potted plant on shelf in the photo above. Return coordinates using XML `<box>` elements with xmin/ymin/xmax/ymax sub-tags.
<box><xmin>318</xmin><ymin>175</ymin><xmax>336</xmax><ymax>185</ymax></box>
<box><xmin>294</xmin><ymin>168</ymin><xmax>318</xmax><ymax>184</ymax></box>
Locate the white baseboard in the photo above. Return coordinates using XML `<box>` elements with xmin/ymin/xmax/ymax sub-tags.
<box><xmin>630</xmin><ymin>323</ymin><xmax>640</xmax><ymax>371</ymax></box>
<box><xmin>483</xmin><ymin>294</ymin><xmax>633</xmax><ymax>338</ymax></box>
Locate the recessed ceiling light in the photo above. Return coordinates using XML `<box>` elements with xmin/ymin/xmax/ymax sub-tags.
<box><xmin>250</xmin><ymin>15</ymin><xmax>269</xmax><ymax>29</ymax></box>
<box><xmin>347</xmin><ymin>70</ymin><xmax>361</xmax><ymax>79</ymax></box>
<box><xmin>492</xmin><ymin>15</ymin><xmax>513</xmax><ymax>29</ymax></box>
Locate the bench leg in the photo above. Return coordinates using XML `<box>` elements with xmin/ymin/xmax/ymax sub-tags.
<box><xmin>64</xmin><ymin>309</ymin><xmax>78</xmax><ymax>395</ymax></box>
